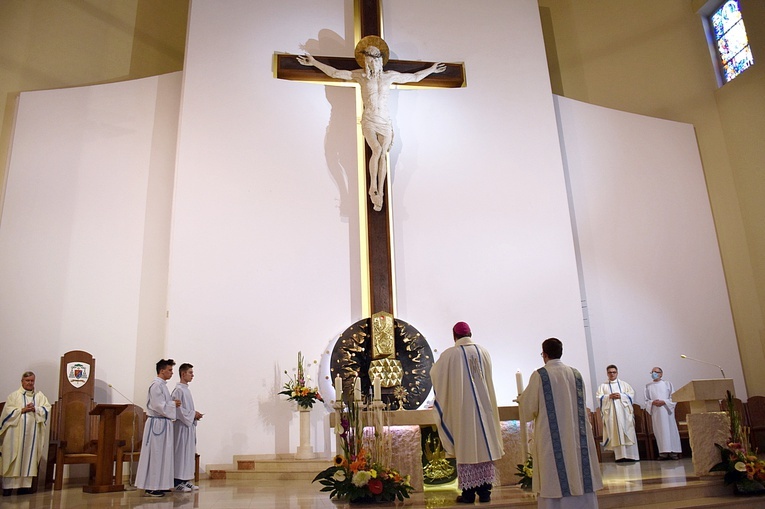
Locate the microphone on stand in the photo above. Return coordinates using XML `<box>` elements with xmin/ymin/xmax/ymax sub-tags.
<box><xmin>680</xmin><ymin>354</ymin><xmax>726</xmax><ymax>378</ymax></box>
<box><xmin>108</xmin><ymin>383</ymin><xmax>139</xmax><ymax>490</ymax></box>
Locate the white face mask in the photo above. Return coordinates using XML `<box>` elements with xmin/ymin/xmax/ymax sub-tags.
<box><xmin>651</xmin><ymin>372</ymin><xmax>661</xmax><ymax>380</ymax></box>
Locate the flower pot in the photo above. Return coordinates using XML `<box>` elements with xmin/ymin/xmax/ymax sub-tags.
<box><xmin>349</xmin><ymin>495</ymin><xmax>375</xmax><ymax>504</ymax></box>
<box><xmin>734</xmin><ymin>479</ymin><xmax>765</xmax><ymax>496</ymax></box>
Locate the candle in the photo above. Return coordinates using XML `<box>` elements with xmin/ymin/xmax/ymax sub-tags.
<box><xmin>373</xmin><ymin>376</ymin><xmax>381</xmax><ymax>401</ymax></box>
<box><xmin>516</xmin><ymin>370</ymin><xmax>524</xmax><ymax>396</ymax></box>
<box><xmin>354</xmin><ymin>377</ymin><xmax>361</xmax><ymax>401</ymax></box>
<box><xmin>334</xmin><ymin>375</ymin><xmax>343</xmax><ymax>400</ymax></box>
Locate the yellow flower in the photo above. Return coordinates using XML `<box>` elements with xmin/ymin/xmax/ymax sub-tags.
<box><xmin>369</xmin><ymin>469</ymin><xmax>377</xmax><ymax>478</ymax></box>
<box><xmin>333</xmin><ymin>455</ymin><xmax>347</xmax><ymax>467</ymax></box>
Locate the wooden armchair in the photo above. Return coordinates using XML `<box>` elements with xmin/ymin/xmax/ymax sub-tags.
<box><xmin>674</xmin><ymin>400</ymin><xmax>691</xmax><ymax>458</ymax></box>
<box><xmin>632</xmin><ymin>404</ymin><xmax>654</xmax><ymax>460</ymax></box>
<box><xmin>588</xmin><ymin>407</ymin><xmax>603</xmax><ymax>462</ymax></box>
<box><xmin>746</xmin><ymin>395</ymin><xmax>765</xmax><ymax>451</ymax></box>
<box><xmin>114</xmin><ymin>404</ymin><xmax>146</xmax><ymax>485</ymax></box>
<box><xmin>50</xmin><ymin>392</ymin><xmax>99</xmax><ymax>490</ymax></box>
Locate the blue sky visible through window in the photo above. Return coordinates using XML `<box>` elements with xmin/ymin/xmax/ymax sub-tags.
<box><xmin>710</xmin><ymin>0</ymin><xmax>754</xmax><ymax>83</ymax></box>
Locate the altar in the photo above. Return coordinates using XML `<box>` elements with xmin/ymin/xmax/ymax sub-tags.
<box><xmin>329</xmin><ymin>406</ymin><xmax>530</xmax><ymax>491</ymax></box>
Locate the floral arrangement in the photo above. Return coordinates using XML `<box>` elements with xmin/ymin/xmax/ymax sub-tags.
<box><xmin>515</xmin><ymin>455</ymin><xmax>533</xmax><ymax>490</ymax></box>
<box><xmin>710</xmin><ymin>391</ymin><xmax>765</xmax><ymax>495</ymax></box>
<box><xmin>279</xmin><ymin>352</ymin><xmax>323</xmax><ymax>409</ymax></box>
<box><xmin>312</xmin><ymin>399</ymin><xmax>413</xmax><ymax>502</ymax></box>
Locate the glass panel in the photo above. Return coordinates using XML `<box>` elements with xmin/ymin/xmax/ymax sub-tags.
<box><xmin>710</xmin><ymin>0</ymin><xmax>754</xmax><ymax>83</ymax></box>
<box><xmin>723</xmin><ymin>46</ymin><xmax>754</xmax><ymax>82</ymax></box>
<box><xmin>717</xmin><ymin>21</ymin><xmax>748</xmax><ymax>62</ymax></box>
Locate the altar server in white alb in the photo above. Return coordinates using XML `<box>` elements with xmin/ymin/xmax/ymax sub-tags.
<box><xmin>596</xmin><ymin>364</ymin><xmax>639</xmax><ymax>462</ymax></box>
<box><xmin>172</xmin><ymin>363</ymin><xmax>203</xmax><ymax>492</ymax></box>
<box><xmin>136</xmin><ymin>359</ymin><xmax>181</xmax><ymax>497</ymax></box>
<box><xmin>519</xmin><ymin>338</ymin><xmax>602</xmax><ymax>509</ymax></box>
<box><xmin>0</xmin><ymin>372</ymin><xmax>51</xmax><ymax>496</ymax></box>
<box><xmin>644</xmin><ymin>367</ymin><xmax>682</xmax><ymax>460</ymax></box>
<box><xmin>431</xmin><ymin>321</ymin><xmax>504</xmax><ymax>504</ymax></box>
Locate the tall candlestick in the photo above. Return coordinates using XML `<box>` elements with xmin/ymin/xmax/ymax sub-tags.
<box><xmin>373</xmin><ymin>376</ymin><xmax>381</xmax><ymax>401</ymax></box>
<box><xmin>334</xmin><ymin>375</ymin><xmax>343</xmax><ymax>401</ymax></box>
<box><xmin>354</xmin><ymin>377</ymin><xmax>361</xmax><ymax>401</ymax></box>
<box><xmin>516</xmin><ymin>370</ymin><xmax>524</xmax><ymax>396</ymax></box>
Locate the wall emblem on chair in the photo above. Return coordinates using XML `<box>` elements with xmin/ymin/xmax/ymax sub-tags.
<box><xmin>67</xmin><ymin>362</ymin><xmax>90</xmax><ymax>387</ymax></box>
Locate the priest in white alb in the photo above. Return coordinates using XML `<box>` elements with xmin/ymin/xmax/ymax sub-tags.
<box><xmin>596</xmin><ymin>364</ymin><xmax>639</xmax><ymax>462</ymax></box>
<box><xmin>431</xmin><ymin>321</ymin><xmax>504</xmax><ymax>504</ymax></box>
<box><xmin>519</xmin><ymin>338</ymin><xmax>602</xmax><ymax>509</ymax></box>
<box><xmin>172</xmin><ymin>363</ymin><xmax>203</xmax><ymax>492</ymax></box>
<box><xmin>135</xmin><ymin>359</ymin><xmax>181</xmax><ymax>497</ymax></box>
<box><xmin>644</xmin><ymin>366</ymin><xmax>682</xmax><ymax>460</ymax></box>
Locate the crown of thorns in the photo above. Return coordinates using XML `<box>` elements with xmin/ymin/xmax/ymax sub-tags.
<box><xmin>355</xmin><ymin>36</ymin><xmax>390</xmax><ymax>66</ymax></box>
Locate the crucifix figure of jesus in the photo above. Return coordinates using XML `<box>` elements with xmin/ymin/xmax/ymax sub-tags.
<box><xmin>297</xmin><ymin>36</ymin><xmax>445</xmax><ymax>212</ymax></box>
<box><xmin>275</xmin><ymin>0</ymin><xmax>464</xmax><ymax>315</ymax></box>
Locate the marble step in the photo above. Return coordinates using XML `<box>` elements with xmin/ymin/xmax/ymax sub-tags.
<box><xmin>598</xmin><ymin>478</ymin><xmax>738</xmax><ymax>509</ymax></box>
<box><xmin>208</xmin><ymin>455</ymin><xmax>333</xmax><ymax>481</ymax></box>
<box><xmin>625</xmin><ymin>495</ymin><xmax>758</xmax><ymax>509</ymax></box>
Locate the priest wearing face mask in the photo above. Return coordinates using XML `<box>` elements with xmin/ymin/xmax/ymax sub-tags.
<box><xmin>644</xmin><ymin>367</ymin><xmax>682</xmax><ymax>460</ymax></box>
<box><xmin>596</xmin><ymin>365</ymin><xmax>639</xmax><ymax>463</ymax></box>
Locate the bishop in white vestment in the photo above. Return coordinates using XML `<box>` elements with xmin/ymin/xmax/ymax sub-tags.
<box><xmin>0</xmin><ymin>372</ymin><xmax>50</xmax><ymax>493</ymax></box>
<box><xmin>135</xmin><ymin>359</ymin><xmax>181</xmax><ymax>496</ymax></box>
<box><xmin>431</xmin><ymin>322</ymin><xmax>504</xmax><ymax>504</ymax></box>
<box><xmin>519</xmin><ymin>338</ymin><xmax>602</xmax><ymax>509</ymax></box>
<box><xmin>596</xmin><ymin>365</ymin><xmax>639</xmax><ymax>462</ymax></box>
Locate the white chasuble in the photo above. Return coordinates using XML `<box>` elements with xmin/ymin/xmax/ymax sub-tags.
<box><xmin>596</xmin><ymin>380</ymin><xmax>639</xmax><ymax>460</ymax></box>
<box><xmin>431</xmin><ymin>337</ymin><xmax>503</xmax><ymax>465</ymax></box>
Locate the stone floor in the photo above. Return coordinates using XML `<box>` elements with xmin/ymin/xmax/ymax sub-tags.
<box><xmin>1</xmin><ymin>458</ymin><xmax>762</xmax><ymax>509</ymax></box>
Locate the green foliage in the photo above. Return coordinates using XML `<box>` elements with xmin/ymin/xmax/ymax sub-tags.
<box><xmin>515</xmin><ymin>455</ymin><xmax>533</xmax><ymax>490</ymax></box>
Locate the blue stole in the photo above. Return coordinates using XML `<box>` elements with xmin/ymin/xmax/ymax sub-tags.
<box><xmin>538</xmin><ymin>366</ymin><xmax>595</xmax><ymax>495</ymax></box>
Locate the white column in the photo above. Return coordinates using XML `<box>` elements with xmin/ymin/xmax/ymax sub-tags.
<box><xmin>296</xmin><ymin>407</ymin><xmax>315</xmax><ymax>460</ymax></box>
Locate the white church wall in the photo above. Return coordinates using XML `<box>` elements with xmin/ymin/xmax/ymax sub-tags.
<box><xmin>169</xmin><ymin>0</ymin><xmax>591</xmax><ymax>467</ymax></box>
<box><xmin>385</xmin><ymin>1</ymin><xmax>591</xmax><ymax>407</ymax></box>
<box><xmin>0</xmin><ymin>73</ymin><xmax>181</xmax><ymax>403</ymax></box>
<box><xmin>166</xmin><ymin>0</ymin><xmax>358</xmax><ymax>465</ymax></box>
<box><xmin>555</xmin><ymin>95</ymin><xmax>745</xmax><ymax>403</ymax></box>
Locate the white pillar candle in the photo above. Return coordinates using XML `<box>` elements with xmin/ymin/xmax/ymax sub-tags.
<box><xmin>373</xmin><ymin>376</ymin><xmax>381</xmax><ymax>401</ymax></box>
<box><xmin>516</xmin><ymin>370</ymin><xmax>524</xmax><ymax>396</ymax></box>
<box><xmin>334</xmin><ymin>375</ymin><xmax>343</xmax><ymax>400</ymax></box>
<box><xmin>354</xmin><ymin>377</ymin><xmax>361</xmax><ymax>401</ymax></box>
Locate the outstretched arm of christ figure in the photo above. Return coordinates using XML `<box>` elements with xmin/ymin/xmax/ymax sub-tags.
<box><xmin>390</xmin><ymin>62</ymin><xmax>447</xmax><ymax>84</ymax></box>
<box><xmin>297</xmin><ymin>53</ymin><xmax>354</xmax><ymax>81</ymax></box>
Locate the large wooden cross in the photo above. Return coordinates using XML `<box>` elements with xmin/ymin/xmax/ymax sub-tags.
<box><xmin>275</xmin><ymin>0</ymin><xmax>465</xmax><ymax>316</ymax></box>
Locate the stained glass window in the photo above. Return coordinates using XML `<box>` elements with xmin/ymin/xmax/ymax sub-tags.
<box><xmin>710</xmin><ymin>0</ymin><xmax>754</xmax><ymax>83</ymax></box>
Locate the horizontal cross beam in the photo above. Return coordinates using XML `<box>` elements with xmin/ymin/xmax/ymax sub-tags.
<box><xmin>275</xmin><ymin>54</ymin><xmax>466</xmax><ymax>88</ymax></box>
